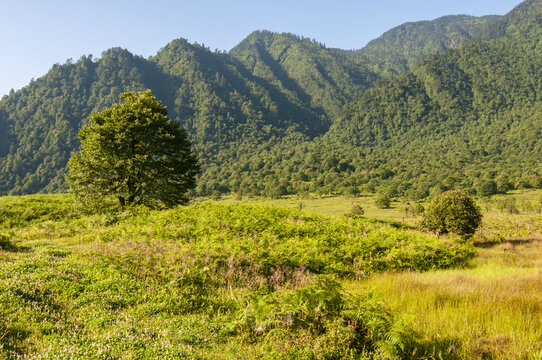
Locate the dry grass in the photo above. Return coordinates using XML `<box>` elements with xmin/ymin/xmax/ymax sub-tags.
<box><xmin>345</xmin><ymin>238</ymin><xmax>542</xmax><ymax>359</ymax></box>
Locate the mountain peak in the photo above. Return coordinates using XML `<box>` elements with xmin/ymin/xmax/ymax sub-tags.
<box><xmin>482</xmin><ymin>0</ymin><xmax>542</xmax><ymax>38</ymax></box>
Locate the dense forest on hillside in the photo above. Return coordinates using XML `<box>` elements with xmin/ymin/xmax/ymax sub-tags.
<box><xmin>357</xmin><ymin>14</ymin><xmax>499</xmax><ymax>76</ymax></box>
<box><xmin>0</xmin><ymin>0</ymin><xmax>540</xmax><ymax>198</ymax></box>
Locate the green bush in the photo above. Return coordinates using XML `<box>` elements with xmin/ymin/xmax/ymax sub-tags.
<box><xmin>236</xmin><ymin>278</ymin><xmax>415</xmax><ymax>358</ymax></box>
<box><xmin>350</xmin><ymin>204</ymin><xmax>365</xmax><ymax>216</ymax></box>
<box><xmin>0</xmin><ymin>234</ymin><xmax>13</xmax><ymax>250</ymax></box>
<box><xmin>375</xmin><ymin>193</ymin><xmax>392</xmax><ymax>209</ymax></box>
<box><xmin>421</xmin><ymin>190</ymin><xmax>482</xmax><ymax>238</ymax></box>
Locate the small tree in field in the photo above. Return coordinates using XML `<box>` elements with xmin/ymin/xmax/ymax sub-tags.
<box><xmin>421</xmin><ymin>190</ymin><xmax>482</xmax><ymax>238</ymax></box>
<box><xmin>66</xmin><ymin>90</ymin><xmax>199</xmax><ymax>210</ymax></box>
<box><xmin>375</xmin><ymin>192</ymin><xmax>391</xmax><ymax>209</ymax></box>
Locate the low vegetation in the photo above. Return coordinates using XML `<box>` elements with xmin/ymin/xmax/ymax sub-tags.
<box><xmin>1</xmin><ymin>190</ymin><xmax>541</xmax><ymax>358</ymax></box>
<box><xmin>0</xmin><ymin>194</ymin><xmax>475</xmax><ymax>359</ymax></box>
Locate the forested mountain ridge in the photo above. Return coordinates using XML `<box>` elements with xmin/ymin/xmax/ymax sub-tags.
<box><xmin>0</xmin><ymin>49</ymin><xmax>161</xmax><ymax>194</ymax></box>
<box><xmin>0</xmin><ymin>41</ymin><xmax>322</xmax><ymax>195</ymax></box>
<box><xmin>357</xmin><ymin>15</ymin><xmax>500</xmax><ymax>76</ymax></box>
<box><xmin>0</xmin><ymin>0</ymin><xmax>540</xmax><ymax>197</ymax></box>
<box><xmin>229</xmin><ymin>31</ymin><xmax>378</xmax><ymax>122</ymax></box>
<box><xmin>199</xmin><ymin>0</ymin><xmax>542</xmax><ymax>197</ymax></box>
<box><xmin>481</xmin><ymin>0</ymin><xmax>542</xmax><ymax>38</ymax></box>
<box><xmin>324</xmin><ymin>0</ymin><xmax>542</xmax><ymax>196</ymax></box>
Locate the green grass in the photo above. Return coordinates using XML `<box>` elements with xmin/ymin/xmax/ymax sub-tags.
<box><xmin>232</xmin><ymin>190</ymin><xmax>542</xmax><ymax>237</ymax></box>
<box><xmin>229</xmin><ymin>191</ymin><xmax>542</xmax><ymax>359</ymax></box>
<box><xmin>344</xmin><ymin>239</ymin><xmax>542</xmax><ymax>359</ymax></box>
<box><xmin>225</xmin><ymin>194</ymin><xmax>415</xmax><ymax>222</ymax></box>
<box><xmin>1</xmin><ymin>191</ymin><xmax>541</xmax><ymax>359</ymax></box>
<box><xmin>0</xmin><ymin>194</ymin><xmax>473</xmax><ymax>359</ymax></box>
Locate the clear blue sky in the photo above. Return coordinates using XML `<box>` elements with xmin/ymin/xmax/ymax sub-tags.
<box><xmin>0</xmin><ymin>0</ymin><xmax>522</xmax><ymax>97</ymax></box>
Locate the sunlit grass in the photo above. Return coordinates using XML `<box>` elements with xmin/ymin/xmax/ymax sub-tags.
<box><xmin>1</xmin><ymin>195</ymin><xmax>473</xmax><ymax>358</ymax></box>
<box><xmin>221</xmin><ymin>191</ymin><xmax>542</xmax><ymax>358</ymax></box>
<box><xmin>1</xmin><ymin>191</ymin><xmax>542</xmax><ymax>358</ymax></box>
<box><xmin>225</xmin><ymin>190</ymin><xmax>542</xmax><ymax>235</ymax></box>
<box><xmin>344</xmin><ymin>239</ymin><xmax>542</xmax><ymax>359</ymax></box>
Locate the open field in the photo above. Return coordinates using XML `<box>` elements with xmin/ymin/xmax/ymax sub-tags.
<box><xmin>230</xmin><ymin>190</ymin><xmax>542</xmax><ymax>359</ymax></box>
<box><xmin>229</xmin><ymin>190</ymin><xmax>542</xmax><ymax>237</ymax></box>
<box><xmin>346</xmin><ymin>236</ymin><xmax>542</xmax><ymax>359</ymax></box>
<box><xmin>0</xmin><ymin>191</ymin><xmax>541</xmax><ymax>359</ymax></box>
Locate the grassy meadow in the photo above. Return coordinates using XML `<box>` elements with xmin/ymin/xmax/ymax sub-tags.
<box><xmin>0</xmin><ymin>191</ymin><xmax>541</xmax><ymax>359</ymax></box>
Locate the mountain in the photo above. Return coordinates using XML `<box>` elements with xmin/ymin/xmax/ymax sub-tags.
<box><xmin>229</xmin><ymin>31</ymin><xmax>378</xmax><ymax>121</ymax></box>
<box><xmin>0</xmin><ymin>0</ymin><xmax>540</xmax><ymax>197</ymax></box>
<box><xmin>357</xmin><ymin>15</ymin><xmax>500</xmax><ymax>76</ymax></box>
<box><xmin>0</xmin><ymin>42</ymin><xmax>320</xmax><ymax>195</ymax></box>
<box><xmin>0</xmin><ymin>49</ymin><xmax>157</xmax><ymax>194</ymax></box>
<box><xmin>481</xmin><ymin>0</ymin><xmax>542</xmax><ymax>38</ymax></box>
<box><xmin>323</xmin><ymin>0</ymin><xmax>542</xmax><ymax>196</ymax></box>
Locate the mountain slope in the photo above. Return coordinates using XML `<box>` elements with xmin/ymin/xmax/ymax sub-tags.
<box><xmin>481</xmin><ymin>0</ymin><xmax>542</xmax><ymax>38</ymax></box>
<box><xmin>202</xmin><ymin>0</ymin><xmax>542</xmax><ymax>198</ymax></box>
<box><xmin>0</xmin><ymin>0</ymin><xmax>539</xmax><ymax>197</ymax></box>
<box><xmin>324</xmin><ymin>0</ymin><xmax>542</xmax><ymax>195</ymax></box>
<box><xmin>229</xmin><ymin>31</ymin><xmax>378</xmax><ymax>121</ymax></box>
<box><xmin>0</xmin><ymin>49</ymin><xmax>162</xmax><ymax>194</ymax></box>
<box><xmin>357</xmin><ymin>15</ymin><xmax>500</xmax><ymax>76</ymax></box>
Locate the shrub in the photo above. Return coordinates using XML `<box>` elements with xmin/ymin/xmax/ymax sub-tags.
<box><xmin>422</xmin><ymin>190</ymin><xmax>482</xmax><ymax>238</ymax></box>
<box><xmin>375</xmin><ymin>193</ymin><xmax>391</xmax><ymax>209</ymax></box>
<box><xmin>476</xmin><ymin>179</ymin><xmax>498</xmax><ymax>196</ymax></box>
<box><xmin>236</xmin><ymin>278</ymin><xmax>415</xmax><ymax>358</ymax></box>
<box><xmin>0</xmin><ymin>234</ymin><xmax>13</xmax><ymax>250</ymax></box>
<box><xmin>350</xmin><ymin>204</ymin><xmax>365</xmax><ymax>216</ymax></box>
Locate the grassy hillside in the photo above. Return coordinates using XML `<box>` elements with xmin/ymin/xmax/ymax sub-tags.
<box><xmin>0</xmin><ymin>194</ymin><xmax>476</xmax><ymax>359</ymax></box>
<box><xmin>1</xmin><ymin>192</ymin><xmax>542</xmax><ymax>358</ymax></box>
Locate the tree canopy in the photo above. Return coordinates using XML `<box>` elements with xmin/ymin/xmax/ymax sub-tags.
<box><xmin>66</xmin><ymin>90</ymin><xmax>199</xmax><ymax>210</ymax></box>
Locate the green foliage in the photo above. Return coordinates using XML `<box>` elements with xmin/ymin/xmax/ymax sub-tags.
<box><xmin>476</xmin><ymin>178</ymin><xmax>498</xmax><ymax>197</ymax></box>
<box><xmin>358</xmin><ymin>14</ymin><xmax>499</xmax><ymax>76</ymax></box>
<box><xmin>0</xmin><ymin>233</ymin><xmax>13</xmax><ymax>250</ymax></box>
<box><xmin>375</xmin><ymin>193</ymin><xmax>392</xmax><ymax>209</ymax></box>
<box><xmin>0</xmin><ymin>4</ymin><xmax>540</xmax><ymax>200</ymax></box>
<box><xmin>0</xmin><ymin>193</ymin><xmax>479</xmax><ymax>358</ymax></box>
<box><xmin>66</xmin><ymin>90</ymin><xmax>199</xmax><ymax>210</ymax></box>
<box><xmin>351</xmin><ymin>204</ymin><xmax>365</xmax><ymax>216</ymax></box>
<box><xmin>326</xmin><ymin>1</ymin><xmax>542</xmax><ymax>198</ymax></box>
<box><xmin>237</xmin><ymin>278</ymin><xmax>416</xmax><ymax>359</ymax></box>
<box><xmin>0</xmin><ymin>194</ymin><xmax>79</xmax><ymax>228</ymax></box>
<box><xmin>422</xmin><ymin>190</ymin><xmax>483</xmax><ymax>238</ymax></box>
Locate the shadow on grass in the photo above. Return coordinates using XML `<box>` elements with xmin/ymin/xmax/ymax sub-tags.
<box><xmin>0</xmin><ymin>237</ymin><xmax>30</xmax><ymax>253</ymax></box>
<box><xmin>406</xmin><ymin>337</ymin><xmax>462</xmax><ymax>360</ymax></box>
<box><xmin>474</xmin><ymin>238</ymin><xmax>539</xmax><ymax>248</ymax></box>
<box><xmin>356</xmin><ymin>216</ymin><xmax>414</xmax><ymax>230</ymax></box>
<box><xmin>0</xmin><ymin>323</ymin><xmax>32</xmax><ymax>357</ymax></box>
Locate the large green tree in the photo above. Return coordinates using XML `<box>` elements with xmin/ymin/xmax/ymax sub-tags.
<box><xmin>66</xmin><ymin>90</ymin><xmax>199</xmax><ymax>210</ymax></box>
